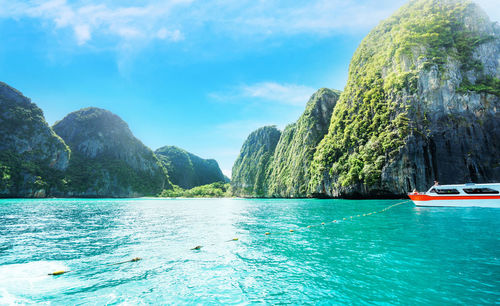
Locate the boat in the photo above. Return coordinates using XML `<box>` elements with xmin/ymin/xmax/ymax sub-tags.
<box><xmin>408</xmin><ymin>183</ymin><xmax>500</xmax><ymax>207</ymax></box>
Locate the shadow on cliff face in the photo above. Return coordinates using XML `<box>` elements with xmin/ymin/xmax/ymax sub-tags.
<box><xmin>425</xmin><ymin>112</ymin><xmax>500</xmax><ymax>185</ymax></box>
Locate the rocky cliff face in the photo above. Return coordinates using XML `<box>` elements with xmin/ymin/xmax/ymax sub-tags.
<box><xmin>155</xmin><ymin>145</ymin><xmax>226</xmax><ymax>189</ymax></box>
<box><xmin>311</xmin><ymin>0</ymin><xmax>500</xmax><ymax>197</ymax></box>
<box><xmin>53</xmin><ymin>107</ymin><xmax>169</xmax><ymax>197</ymax></box>
<box><xmin>0</xmin><ymin>82</ymin><xmax>70</xmax><ymax>197</ymax></box>
<box><xmin>267</xmin><ymin>88</ymin><xmax>341</xmax><ymax>197</ymax></box>
<box><xmin>231</xmin><ymin>126</ymin><xmax>281</xmax><ymax>197</ymax></box>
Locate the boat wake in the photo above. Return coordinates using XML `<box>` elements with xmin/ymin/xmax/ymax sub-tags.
<box><xmin>0</xmin><ymin>261</ymin><xmax>71</xmax><ymax>303</ymax></box>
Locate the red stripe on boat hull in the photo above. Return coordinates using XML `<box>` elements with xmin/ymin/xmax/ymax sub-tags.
<box><xmin>408</xmin><ymin>194</ymin><xmax>500</xmax><ymax>201</ymax></box>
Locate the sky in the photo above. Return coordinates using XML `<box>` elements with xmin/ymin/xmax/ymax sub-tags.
<box><xmin>0</xmin><ymin>0</ymin><xmax>498</xmax><ymax>177</ymax></box>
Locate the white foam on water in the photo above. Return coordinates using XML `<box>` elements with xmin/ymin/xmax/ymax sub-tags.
<box><xmin>0</xmin><ymin>288</ymin><xmax>31</xmax><ymax>305</ymax></box>
<box><xmin>0</xmin><ymin>261</ymin><xmax>75</xmax><ymax>301</ymax></box>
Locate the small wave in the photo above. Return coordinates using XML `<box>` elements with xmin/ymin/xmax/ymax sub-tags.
<box><xmin>0</xmin><ymin>288</ymin><xmax>32</xmax><ymax>305</ymax></box>
<box><xmin>0</xmin><ymin>261</ymin><xmax>72</xmax><ymax>302</ymax></box>
<box><xmin>0</xmin><ymin>260</ymin><xmax>68</xmax><ymax>281</ymax></box>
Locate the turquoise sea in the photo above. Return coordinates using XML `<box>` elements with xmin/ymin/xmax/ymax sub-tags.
<box><xmin>0</xmin><ymin>198</ymin><xmax>498</xmax><ymax>304</ymax></box>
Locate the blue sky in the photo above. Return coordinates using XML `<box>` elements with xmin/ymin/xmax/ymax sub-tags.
<box><xmin>1</xmin><ymin>0</ymin><xmax>498</xmax><ymax>177</ymax></box>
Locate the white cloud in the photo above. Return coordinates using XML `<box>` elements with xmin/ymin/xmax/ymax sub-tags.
<box><xmin>210</xmin><ymin>82</ymin><xmax>316</xmax><ymax>106</ymax></box>
<box><xmin>74</xmin><ymin>24</ymin><xmax>91</xmax><ymax>45</ymax></box>
<box><xmin>156</xmin><ymin>28</ymin><xmax>184</xmax><ymax>41</ymax></box>
<box><xmin>241</xmin><ymin>82</ymin><xmax>316</xmax><ymax>106</ymax></box>
<box><xmin>156</xmin><ymin>28</ymin><xmax>169</xmax><ymax>39</ymax></box>
<box><xmin>0</xmin><ymin>0</ymin><xmax>188</xmax><ymax>46</ymax></box>
<box><xmin>1</xmin><ymin>0</ymin><xmax>498</xmax><ymax>51</ymax></box>
<box><xmin>114</xmin><ymin>26</ymin><xmax>142</xmax><ymax>39</ymax></box>
<box><xmin>221</xmin><ymin>0</ymin><xmax>399</xmax><ymax>36</ymax></box>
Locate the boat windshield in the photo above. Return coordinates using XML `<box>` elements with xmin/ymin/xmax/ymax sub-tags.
<box><xmin>463</xmin><ymin>188</ymin><xmax>499</xmax><ymax>194</ymax></box>
<box><xmin>430</xmin><ymin>188</ymin><xmax>460</xmax><ymax>194</ymax></box>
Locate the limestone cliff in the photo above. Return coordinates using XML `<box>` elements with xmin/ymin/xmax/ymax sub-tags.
<box><xmin>267</xmin><ymin>88</ymin><xmax>341</xmax><ymax>197</ymax></box>
<box><xmin>0</xmin><ymin>82</ymin><xmax>70</xmax><ymax>197</ymax></box>
<box><xmin>53</xmin><ymin>107</ymin><xmax>169</xmax><ymax>197</ymax></box>
<box><xmin>231</xmin><ymin>126</ymin><xmax>281</xmax><ymax>197</ymax></box>
<box><xmin>311</xmin><ymin>0</ymin><xmax>500</xmax><ymax>197</ymax></box>
<box><xmin>155</xmin><ymin>146</ymin><xmax>226</xmax><ymax>189</ymax></box>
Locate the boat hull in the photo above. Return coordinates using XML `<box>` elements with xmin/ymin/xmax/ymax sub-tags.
<box><xmin>412</xmin><ymin>199</ymin><xmax>500</xmax><ymax>207</ymax></box>
<box><xmin>409</xmin><ymin>194</ymin><xmax>500</xmax><ymax>207</ymax></box>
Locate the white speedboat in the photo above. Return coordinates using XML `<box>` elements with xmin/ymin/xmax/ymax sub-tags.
<box><xmin>408</xmin><ymin>183</ymin><xmax>500</xmax><ymax>207</ymax></box>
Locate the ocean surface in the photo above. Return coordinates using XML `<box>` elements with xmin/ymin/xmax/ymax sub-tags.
<box><xmin>0</xmin><ymin>198</ymin><xmax>498</xmax><ymax>305</ymax></box>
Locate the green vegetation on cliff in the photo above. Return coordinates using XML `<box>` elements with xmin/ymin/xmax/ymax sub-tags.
<box><xmin>0</xmin><ymin>82</ymin><xmax>70</xmax><ymax>197</ymax></box>
<box><xmin>231</xmin><ymin>126</ymin><xmax>281</xmax><ymax>197</ymax></box>
<box><xmin>267</xmin><ymin>88</ymin><xmax>341</xmax><ymax>197</ymax></box>
<box><xmin>64</xmin><ymin>152</ymin><xmax>168</xmax><ymax>197</ymax></box>
<box><xmin>457</xmin><ymin>76</ymin><xmax>500</xmax><ymax>96</ymax></box>
<box><xmin>155</xmin><ymin>146</ymin><xmax>226</xmax><ymax>189</ymax></box>
<box><xmin>159</xmin><ymin>182</ymin><xmax>230</xmax><ymax>198</ymax></box>
<box><xmin>54</xmin><ymin>107</ymin><xmax>169</xmax><ymax>197</ymax></box>
<box><xmin>310</xmin><ymin>0</ymin><xmax>499</xmax><ymax>195</ymax></box>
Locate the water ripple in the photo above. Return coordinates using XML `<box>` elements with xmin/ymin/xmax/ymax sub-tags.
<box><xmin>0</xmin><ymin>198</ymin><xmax>498</xmax><ymax>304</ymax></box>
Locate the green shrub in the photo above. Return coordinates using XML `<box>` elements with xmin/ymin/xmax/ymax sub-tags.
<box><xmin>159</xmin><ymin>182</ymin><xmax>231</xmax><ymax>198</ymax></box>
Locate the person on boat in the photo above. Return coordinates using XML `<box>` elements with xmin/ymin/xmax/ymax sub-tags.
<box><xmin>433</xmin><ymin>180</ymin><xmax>439</xmax><ymax>186</ymax></box>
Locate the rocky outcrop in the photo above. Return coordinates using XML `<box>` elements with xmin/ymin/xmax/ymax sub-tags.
<box><xmin>53</xmin><ymin>107</ymin><xmax>170</xmax><ymax>197</ymax></box>
<box><xmin>231</xmin><ymin>126</ymin><xmax>281</xmax><ymax>197</ymax></box>
<box><xmin>155</xmin><ymin>145</ymin><xmax>226</xmax><ymax>189</ymax></box>
<box><xmin>310</xmin><ymin>0</ymin><xmax>500</xmax><ymax>197</ymax></box>
<box><xmin>267</xmin><ymin>88</ymin><xmax>341</xmax><ymax>197</ymax></box>
<box><xmin>0</xmin><ymin>82</ymin><xmax>70</xmax><ymax>197</ymax></box>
